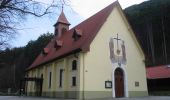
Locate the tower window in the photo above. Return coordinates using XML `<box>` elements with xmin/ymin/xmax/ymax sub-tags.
<box><xmin>62</xmin><ymin>28</ymin><xmax>67</xmax><ymax>34</ymax></box>
<box><xmin>55</xmin><ymin>28</ymin><xmax>58</xmax><ymax>36</ymax></box>
<box><xmin>72</xmin><ymin>60</ymin><xmax>77</xmax><ymax>70</ymax></box>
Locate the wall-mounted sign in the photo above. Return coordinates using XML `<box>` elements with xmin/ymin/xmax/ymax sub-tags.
<box><xmin>135</xmin><ymin>81</ymin><xmax>139</xmax><ymax>87</ymax></box>
<box><xmin>105</xmin><ymin>81</ymin><xmax>112</xmax><ymax>88</ymax></box>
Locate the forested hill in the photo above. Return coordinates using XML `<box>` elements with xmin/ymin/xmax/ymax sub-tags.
<box><xmin>124</xmin><ymin>0</ymin><xmax>170</xmax><ymax>66</ymax></box>
<box><xmin>0</xmin><ymin>33</ymin><xmax>53</xmax><ymax>90</ymax></box>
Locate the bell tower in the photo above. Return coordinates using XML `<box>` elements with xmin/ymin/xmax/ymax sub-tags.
<box><xmin>54</xmin><ymin>8</ymin><xmax>70</xmax><ymax>38</ymax></box>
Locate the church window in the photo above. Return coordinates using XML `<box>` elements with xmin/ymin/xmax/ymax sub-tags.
<box><xmin>59</xmin><ymin>69</ymin><xmax>63</xmax><ymax>87</ymax></box>
<box><xmin>41</xmin><ymin>74</ymin><xmax>43</xmax><ymax>78</ymax></box>
<box><xmin>72</xmin><ymin>60</ymin><xmax>77</xmax><ymax>70</ymax></box>
<box><xmin>41</xmin><ymin>74</ymin><xmax>43</xmax><ymax>79</ymax></box>
<box><xmin>49</xmin><ymin>72</ymin><xmax>52</xmax><ymax>88</ymax></box>
<box><xmin>72</xmin><ymin>76</ymin><xmax>76</xmax><ymax>86</ymax></box>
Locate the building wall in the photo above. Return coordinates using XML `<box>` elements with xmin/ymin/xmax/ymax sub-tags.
<box><xmin>27</xmin><ymin>54</ymin><xmax>81</xmax><ymax>98</ymax></box>
<box><xmin>80</xmin><ymin>6</ymin><xmax>148</xmax><ymax>99</ymax></box>
<box><xmin>26</xmin><ymin>4</ymin><xmax>148</xmax><ymax>100</ymax></box>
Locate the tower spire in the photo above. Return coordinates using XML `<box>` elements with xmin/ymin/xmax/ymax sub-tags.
<box><xmin>54</xmin><ymin>7</ymin><xmax>70</xmax><ymax>26</ymax></box>
<box><xmin>53</xmin><ymin>5</ymin><xmax>70</xmax><ymax>37</ymax></box>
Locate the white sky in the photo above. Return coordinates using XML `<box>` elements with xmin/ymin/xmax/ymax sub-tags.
<box><xmin>71</xmin><ymin>0</ymin><xmax>147</xmax><ymax>18</ymax></box>
<box><xmin>12</xmin><ymin>0</ymin><xmax>147</xmax><ymax>47</ymax></box>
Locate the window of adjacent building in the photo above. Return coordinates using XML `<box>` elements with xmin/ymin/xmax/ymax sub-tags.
<box><xmin>49</xmin><ymin>72</ymin><xmax>52</xmax><ymax>88</ymax></box>
<box><xmin>72</xmin><ymin>76</ymin><xmax>76</xmax><ymax>86</ymax></box>
<box><xmin>59</xmin><ymin>69</ymin><xmax>63</xmax><ymax>87</ymax></box>
<box><xmin>72</xmin><ymin>60</ymin><xmax>77</xmax><ymax>70</ymax></box>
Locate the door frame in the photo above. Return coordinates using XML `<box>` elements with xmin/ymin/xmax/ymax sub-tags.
<box><xmin>114</xmin><ymin>68</ymin><xmax>124</xmax><ymax>97</ymax></box>
<box><xmin>112</xmin><ymin>64</ymin><xmax>128</xmax><ymax>98</ymax></box>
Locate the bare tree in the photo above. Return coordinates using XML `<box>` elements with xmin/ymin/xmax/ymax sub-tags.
<box><xmin>0</xmin><ymin>0</ymin><xmax>68</xmax><ymax>49</ymax></box>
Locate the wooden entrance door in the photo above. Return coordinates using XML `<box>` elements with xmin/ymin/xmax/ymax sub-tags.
<box><xmin>115</xmin><ymin>68</ymin><xmax>124</xmax><ymax>98</ymax></box>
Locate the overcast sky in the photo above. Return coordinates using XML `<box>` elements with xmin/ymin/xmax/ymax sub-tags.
<box><xmin>12</xmin><ymin>0</ymin><xmax>147</xmax><ymax>48</ymax></box>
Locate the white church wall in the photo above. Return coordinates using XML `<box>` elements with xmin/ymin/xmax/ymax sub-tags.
<box><xmin>111</xmin><ymin>6</ymin><xmax>148</xmax><ymax>95</ymax></box>
<box><xmin>82</xmin><ymin>5</ymin><xmax>147</xmax><ymax>99</ymax></box>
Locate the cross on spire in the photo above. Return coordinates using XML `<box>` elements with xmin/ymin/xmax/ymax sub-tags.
<box><xmin>61</xmin><ymin>0</ymin><xmax>65</xmax><ymax>12</ymax></box>
<box><xmin>62</xmin><ymin>3</ymin><xmax>64</xmax><ymax>12</ymax></box>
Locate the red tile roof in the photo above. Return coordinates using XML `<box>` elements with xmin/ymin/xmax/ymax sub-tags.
<box><xmin>147</xmin><ymin>65</ymin><xmax>170</xmax><ymax>79</ymax></box>
<box><xmin>27</xmin><ymin>1</ymin><xmax>119</xmax><ymax>70</ymax></box>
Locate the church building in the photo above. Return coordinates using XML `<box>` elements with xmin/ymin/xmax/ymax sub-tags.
<box><xmin>25</xmin><ymin>1</ymin><xmax>148</xmax><ymax>99</ymax></box>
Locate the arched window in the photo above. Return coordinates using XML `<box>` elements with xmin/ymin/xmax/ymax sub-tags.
<box><xmin>62</xmin><ymin>28</ymin><xmax>67</xmax><ymax>34</ymax></box>
<box><xmin>72</xmin><ymin>60</ymin><xmax>77</xmax><ymax>70</ymax></box>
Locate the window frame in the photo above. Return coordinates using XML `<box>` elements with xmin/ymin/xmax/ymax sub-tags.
<box><xmin>72</xmin><ymin>76</ymin><xmax>76</xmax><ymax>86</ymax></box>
<box><xmin>59</xmin><ymin>69</ymin><xmax>63</xmax><ymax>87</ymax></box>
<box><xmin>48</xmin><ymin>72</ymin><xmax>52</xmax><ymax>89</ymax></box>
<box><xmin>72</xmin><ymin>60</ymin><xmax>77</xmax><ymax>70</ymax></box>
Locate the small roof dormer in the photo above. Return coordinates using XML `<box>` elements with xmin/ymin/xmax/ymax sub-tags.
<box><xmin>54</xmin><ymin>40</ymin><xmax>63</xmax><ymax>50</ymax></box>
<box><xmin>54</xmin><ymin>10</ymin><xmax>70</xmax><ymax>38</ymax></box>
<box><xmin>72</xmin><ymin>29</ymin><xmax>83</xmax><ymax>41</ymax></box>
<box><xmin>42</xmin><ymin>48</ymin><xmax>50</xmax><ymax>55</ymax></box>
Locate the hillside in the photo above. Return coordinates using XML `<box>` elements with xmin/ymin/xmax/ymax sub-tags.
<box><xmin>0</xmin><ymin>33</ymin><xmax>53</xmax><ymax>91</ymax></box>
<box><xmin>124</xmin><ymin>0</ymin><xmax>170</xmax><ymax>66</ymax></box>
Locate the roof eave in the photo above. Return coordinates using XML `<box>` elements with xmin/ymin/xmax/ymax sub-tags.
<box><xmin>26</xmin><ymin>48</ymin><xmax>82</xmax><ymax>72</ymax></box>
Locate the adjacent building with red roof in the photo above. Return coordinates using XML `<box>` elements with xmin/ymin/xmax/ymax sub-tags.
<box><xmin>25</xmin><ymin>1</ymin><xmax>148</xmax><ymax>99</ymax></box>
<box><xmin>147</xmin><ymin>65</ymin><xmax>170</xmax><ymax>79</ymax></box>
<box><xmin>147</xmin><ymin>65</ymin><xmax>170</xmax><ymax>94</ymax></box>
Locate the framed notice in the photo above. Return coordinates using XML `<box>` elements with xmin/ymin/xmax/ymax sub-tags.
<box><xmin>105</xmin><ymin>81</ymin><xmax>112</xmax><ymax>88</ymax></box>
